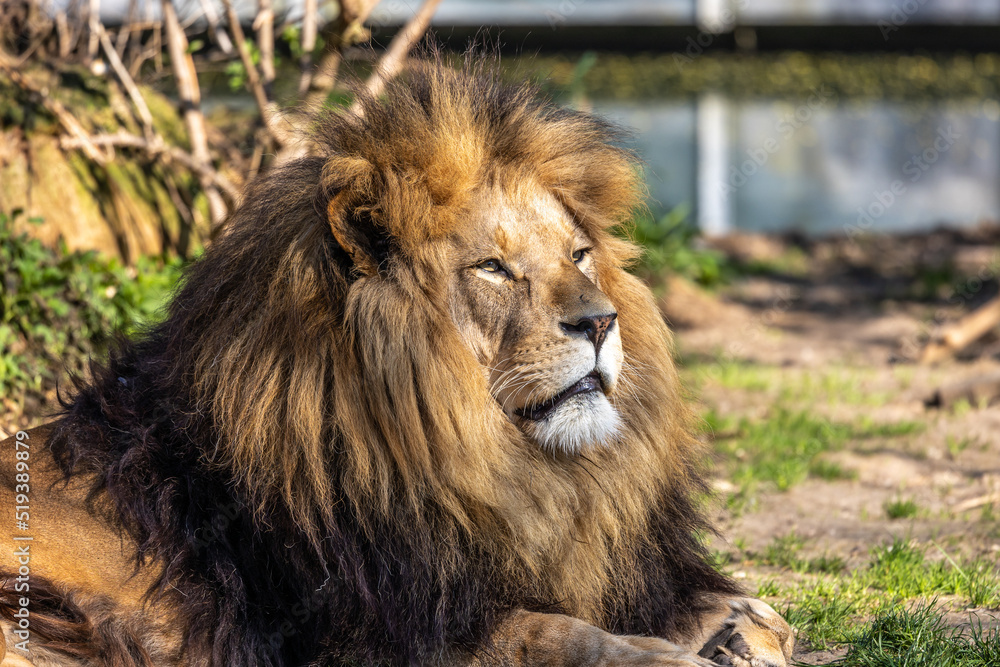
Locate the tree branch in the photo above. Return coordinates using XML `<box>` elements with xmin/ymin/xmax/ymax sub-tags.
<box><xmin>98</xmin><ymin>26</ymin><xmax>154</xmax><ymax>139</ymax></box>
<box><xmin>352</xmin><ymin>0</ymin><xmax>443</xmax><ymax>113</ymax></box>
<box><xmin>219</xmin><ymin>0</ymin><xmax>288</xmax><ymax>147</ymax></box>
<box><xmin>61</xmin><ymin>132</ymin><xmax>241</xmax><ymax>203</ymax></box>
<box><xmin>161</xmin><ymin>0</ymin><xmax>228</xmax><ymax>227</ymax></box>
<box><xmin>255</xmin><ymin>0</ymin><xmax>275</xmax><ymax>100</ymax></box>
<box><xmin>296</xmin><ymin>0</ymin><xmax>318</xmax><ymax>99</ymax></box>
<box><xmin>305</xmin><ymin>0</ymin><xmax>379</xmax><ymax>107</ymax></box>
<box><xmin>196</xmin><ymin>0</ymin><xmax>234</xmax><ymax>55</ymax></box>
<box><xmin>221</xmin><ymin>0</ymin><xmax>268</xmax><ymax>115</ymax></box>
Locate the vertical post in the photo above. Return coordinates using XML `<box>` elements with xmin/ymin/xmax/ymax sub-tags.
<box><xmin>697</xmin><ymin>93</ymin><xmax>732</xmax><ymax>236</ymax></box>
<box><xmin>696</xmin><ymin>0</ymin><xmax>727</xmax><ymax>33</ymax></box>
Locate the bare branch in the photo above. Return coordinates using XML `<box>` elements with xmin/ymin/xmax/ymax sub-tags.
<box><xmin>55</xmin><ymin>12</ymin><xmax>71</xmax><ymax>58</ymax></box>
<box><xmin>220</xmin><ymin>0</ymin><xmax>271</xmax><ymax>123</ymax></box>
<box><xmin>306</xmin><ymin>0</ymin><xmax>379</xmax><ymax>106</ymax></box>
<box><xmin>296</xmin><ymin>0</ymin><xmax>317</xmax><ymax>98</ymax></box>
<box><xmin>153</xmin><ymin>19</ymin><xmax>163</xmax><ymax>74</ymax></box>
<box><xmin>255</xmin><ymin>0</ymin><xmax>275</xmax><ymax>100</ymax></box>
<box><xmin>351</xmin><ymin>0</ymin><xmax>442</xmax><ymax>114</ymax></box>
<box><xmin>196</xmin><ymin>0</ymin><xmax>233</xmax><ymax>54</ymax></box>
<box><xmin>60</xmin><ymin>132</ymin><xmax>241</xmax><ymax>203</ymax></box>
<box><xmin>86</xmin><ymin>0</ymin><xmax>100</xmax><ymax>62</ymax></box>
<box><xmin>161</xmin><ymin>0</ymin><xmax>228</xmax><ymax>226</ymax></box>
<box><xmin>115</xmin><ymin>0</ymin><xmax>137</xmax><ymax>57</ymax></box>
<box><xmin>921</xmin><ymin>296</ymin><xmax>1000</xmax><ymax>364</ymax></box>
<box><xmin>98</xmin><ymin>26</ymin><xmax>154</xmax><ymax>138</ymax></box>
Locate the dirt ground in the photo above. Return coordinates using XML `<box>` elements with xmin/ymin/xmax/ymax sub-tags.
<box><xmin>663</xmin><ymin>227</ymin><xmax>1000</xmax><ymax>663</ymax></box>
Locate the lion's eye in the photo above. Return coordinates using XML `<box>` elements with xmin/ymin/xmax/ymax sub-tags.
<box><xmin>572</xmin><ymin>248</ymin><xmax>590</xmax><ymax>263</ymax></box>
<box><xmin>477</xmin><ymin>259</ymin><xmax>505</xmax><ymax>274</ymax></box>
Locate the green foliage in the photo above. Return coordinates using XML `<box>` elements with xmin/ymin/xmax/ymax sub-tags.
<box><xmin>283</xmin><ymin>25</ymin><xmax>303</xmax><ymax>59</ymax></box>
<box><xmin>225</xmin><ymin>40</ymin><xmax>263</xmax><ymax>93</ymax></box>
<box><xmin>631</xmin><ymin>205</ymin><xmax>731</xmax><ymax>287</ymax></box>
<box><xmin>528</xmin><ymin>51</ymin><xmax>1000</xmax><ymax>101</ymax></box>
<box><xmin>0</xmin><ymin>210</ymin><xmax>186</xmax><ymax>415</ymax></box>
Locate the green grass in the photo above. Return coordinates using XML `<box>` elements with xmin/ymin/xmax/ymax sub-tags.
<box><xmin>834</xmin><ymin>605</ymin><xmax>1000</xmax><ymax>667</ymax></box>
<box><xmin>884</xmin><ymin>498</ymin><xmax>921</xmax><ymax>520</ymax></box>
<box><xmin>683</xmin><ymin>359</ymin><xmax>892</xmax><ymax>407</ymax></box>
<box><xmin>769</xmin><ymin>539</ymin><xmax>1000</xmax><ymax>653</ymax></box>
<box><xmin>704</xmin><ymin>408</ymin><xmax>923</xmax><ymax>511</ymax></box>
<box><xmin>686</xmin><ymin>359</ymin><xmax>774</xmax><ymax>392</ymax></box>
<box><xmin>751</xmin><ymin>533</ymin><xmax>846</xmax><ymax>575</ymax></box>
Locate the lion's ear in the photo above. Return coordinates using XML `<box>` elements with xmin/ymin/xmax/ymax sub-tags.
<box><xmin>325</xmin><ymin>158</ymin><xmax>390</xmax><ymax>276</ymax></box>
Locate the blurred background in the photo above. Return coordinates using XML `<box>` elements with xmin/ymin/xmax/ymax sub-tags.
<box><xmin>1</xmin><ymin>1</ymin><xmax>1000</xmax><ymax>663</ymax></box>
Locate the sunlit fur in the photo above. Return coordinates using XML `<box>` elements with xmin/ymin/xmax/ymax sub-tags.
<box><xmin>30</xmin><ymin>55</ymin><xmax>738</xmax><ymax>665</ymax></box>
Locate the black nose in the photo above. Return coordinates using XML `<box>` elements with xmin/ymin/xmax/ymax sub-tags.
<box><xmin>560</xmin><ymin>312</ymin><xmax>617</xmax><ymax>356</ymax></box>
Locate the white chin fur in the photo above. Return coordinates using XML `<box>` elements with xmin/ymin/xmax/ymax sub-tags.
<box><xmin>522</xmin><ymin>392</ymin><xmax>622</xmax><ymax>455</ymax></box>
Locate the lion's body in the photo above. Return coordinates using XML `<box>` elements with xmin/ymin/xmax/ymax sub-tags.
<box><xmin>0</xmin><ymin>59</ymin><xmax>792</xmax><ymax>666</ymax></box>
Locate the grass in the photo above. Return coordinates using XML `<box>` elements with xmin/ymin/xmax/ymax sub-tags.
<box><xmin>629</xmin><ymin>206</ymin><xmax>734</xmax><ymax>288</ymax></box>
<box><xmin>684</xmin><ymin>359</ymin><xmax>892</xmax><ymax>407</ymax></box>
<box><xmin>754</xmin><ymin>533</ymin><xmax>846</xmax><ymax>575</ymax></box>
<box><xmin>833</xmin><ymin>605</ymin><xmax>1000</xmax><ymax>667</ymax></box>
<box><xmin>884</xmin><ymin>498</ymin><xmax>921</xmax><ymax>520</ymax></box>
<box><xmin>703</xmin><ymin>407</ymin><xmax>923</xmax><ymax>511</ymax></box>
<box><xmin>757</xmin><ymin>538</ymin><xmax>1000</xmax><ymax>654</ymax></box>
<box><xmin>683</xmin><ymin>353</ymin><xmax>921</xmax><ymax>510</ymax></box>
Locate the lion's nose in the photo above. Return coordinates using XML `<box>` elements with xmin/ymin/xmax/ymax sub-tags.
<box><xmin>560</xmin><ymin>312</ymin><xmax>617</xmax><ymax>356</ymax></box>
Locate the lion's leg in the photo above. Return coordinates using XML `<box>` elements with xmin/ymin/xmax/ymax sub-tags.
<box><xmin>462</xmin><ymin>610</ymin><xmax>719</xmax><ymax>667</ymax></box>
<box><xmin>676</xmin><ymin>596</ymin><xmax>794</xmax><ymax>667</ymax></box>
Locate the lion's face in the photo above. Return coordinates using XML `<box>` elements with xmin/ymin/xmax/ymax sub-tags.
<box><xmin>448</xmin><ymin>185</ymin><xmax>624</xmax><ymax>454</ymax></box>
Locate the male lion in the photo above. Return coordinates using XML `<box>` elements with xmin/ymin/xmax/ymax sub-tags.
<box><xmin>0</xmin><ymin>59</ymin><xmax>793</xmax><ymax>666</ymax></box>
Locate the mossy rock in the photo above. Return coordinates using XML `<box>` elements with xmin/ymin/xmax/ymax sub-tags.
<box><xmin>0</xmin><ymin>64</ymin><xmax>216</xmax><ymax>260</ymax></box>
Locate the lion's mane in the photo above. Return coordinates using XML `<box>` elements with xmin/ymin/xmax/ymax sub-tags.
<box><xmin>49</xmin><ymin>58</ymin><xmax>737</xmax><ymax>665</ymax></box>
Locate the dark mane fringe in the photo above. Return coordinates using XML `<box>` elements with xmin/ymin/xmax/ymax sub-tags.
<box><xmin>48</xmin><ymin>54</ymin><xmax>738</xmax><ymax>665</ymax></box>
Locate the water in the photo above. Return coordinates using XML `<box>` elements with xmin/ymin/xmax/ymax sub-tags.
<box><xmin>594</xmin><ymin>97</ymin><xmax>1000</xmax><ymax>236</ymax></box>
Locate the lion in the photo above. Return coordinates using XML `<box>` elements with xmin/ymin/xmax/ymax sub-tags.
<box><xmin>0</xmin><ymin>58</ymin><xmax>793</xmax><ymax>666</ymax></box>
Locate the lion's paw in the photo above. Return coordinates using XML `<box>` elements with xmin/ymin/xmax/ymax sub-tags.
<box><xmin>698</xmin><ymin>598</ymin><xmax>794</xmax><ymax>667</ymax></box>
